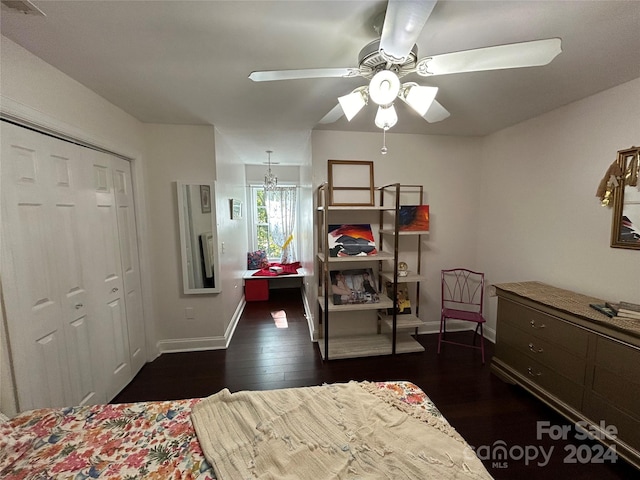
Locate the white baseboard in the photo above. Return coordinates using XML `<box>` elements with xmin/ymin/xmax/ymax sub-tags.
<box><xmin>418</xmin><ymin>320</ymin><xmax>496</xmax><ymax>343</ymax></box>
<box><xmin>301</xmin><ymin>286</ymin><xmax>317</xmax><ymax>342</ymax></box>
<box><xmin>157</xmin><ymin>296</ymin><xmax>247</xmax><ymax>354</ymax></box>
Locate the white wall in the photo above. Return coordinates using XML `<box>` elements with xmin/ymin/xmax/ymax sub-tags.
<box><xmin>311</xmin><ymin>131</ymin><xmax>483</xmax><ymax>335</ymax></box>
<box><xmin>144</xmin><ymin>124</ymin><xmax>236</xmax><ymax>352</ymax></box>
<box><xmin>478</xmin><ymin>77</ymin><xmax>640</xmax><ymax>332</ymax></box>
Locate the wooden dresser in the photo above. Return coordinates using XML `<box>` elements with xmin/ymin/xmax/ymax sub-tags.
<box><xmin>491</xmin><ymin>282</ymin><xmax>640</xmax><ymax>469</ymax></box>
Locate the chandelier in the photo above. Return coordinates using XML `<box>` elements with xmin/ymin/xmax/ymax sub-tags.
<box><xmin>338</xmin><ymin>70</ymin><xmax>438</xmax><ymax>154</ymax></box>
<box><xmin>264</xmin><ymin>150</ymin><xmax>278</xmax><ymax>191</ymax></box>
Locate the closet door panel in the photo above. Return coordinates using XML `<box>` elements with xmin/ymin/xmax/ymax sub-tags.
<box><xmin>112</xmin><ymin>157</ymin><xmax>146</xmax><ymax>373</ymax></box>
<box><xmin>46</xmin><ymin>136</ymin><xmax>102</xmax><ymax>406</ymax></box>
<box><xmin>1</xmin><ymin>124</ymin><xmax>72</xmax><ymax>410</ymax></box>
<box><xmin>86</xmin><ymin>150</ymin><xmax>132</xmax><ymax>399</ymax></box>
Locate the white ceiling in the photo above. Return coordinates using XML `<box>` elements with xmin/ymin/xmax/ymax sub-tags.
<box><xmin>1</xmin><ymin>1</ymin><xmax>639</xmax><ymax>165</ymax></box>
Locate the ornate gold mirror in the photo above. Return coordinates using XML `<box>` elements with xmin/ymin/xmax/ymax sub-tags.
<box><xmin>611</xmin><ymin>146</ymin><xmax>640</xmax><ymax>249</ymax></box>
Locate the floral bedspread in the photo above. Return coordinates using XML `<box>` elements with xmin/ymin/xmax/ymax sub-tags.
<box><xmin>1</xmin><ymin>381</ymin><xmax>442</xmax><ymax>479</ymax></box>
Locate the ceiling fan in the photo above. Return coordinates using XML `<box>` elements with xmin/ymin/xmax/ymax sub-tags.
<box><xmin>249</xmin><ymin>0</ymin><xmax>561</xmax><ymax>145</ymax></box>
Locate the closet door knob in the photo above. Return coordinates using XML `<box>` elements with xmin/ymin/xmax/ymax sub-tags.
<box><xmin>75</xmin><ymin>303</ymin><xmax>84</xmax><ymax>309</ymax></box>
<box><xmin>111</xmin><ymin>287</ymin><xmax>119</xmax><ymax>293</ymax></box>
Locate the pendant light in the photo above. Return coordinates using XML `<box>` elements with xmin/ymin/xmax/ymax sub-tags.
<box><xmin>264</xmin><ymin>150</ymin><xmax>278</xmax><ymax>191</ymax></box>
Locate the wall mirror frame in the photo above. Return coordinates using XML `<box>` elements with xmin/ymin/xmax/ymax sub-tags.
<box><xmin>610</xmin><ymin>146</ymin><xmax>640</xmax><ymax>250</ymax></box>
<box><xmin>177</xmin><ymin>181</ymin><xmax>222</xmax><ymax>293</ymax></box>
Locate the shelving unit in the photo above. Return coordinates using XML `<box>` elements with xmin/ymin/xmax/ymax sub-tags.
<box><xmin>315</xmin><ymin>182</ymin><xmax>426</xmax><ymax>360</ymax></box>
<box><xmin>377</xmin><ymin>184</ymin><xmax>429</xmax><ymax>337</ymax></box>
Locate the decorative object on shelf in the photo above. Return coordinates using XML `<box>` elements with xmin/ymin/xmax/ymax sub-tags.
<box><xmin>609</xmin><ymin>146</ymin><xmax>640</xmax><ymax>249</ymax></box>
<box><xmin>398</xmin><ymin>205</ymin><xmax>430</xmax><ymax>231</ymax></box>
<box><xmin>328</xmin><ymin>224</ymin><xmax>377</xmax><ymax>257</ymax></box>
<box><xmin>230</xmin><ymin>198</ymin><xmax>242</xmax><ymax>219</ymax></box>
<box><xmin>247</xmin><ymin>250</ymin><xmax>269</xmax><ymax>270</ymax></box>
<box><xmin>263</xmin><ymin>150</ymin><xmax>278</xmax><ymax>191</ymax></box>
<box><xmin>327</xmin><ymin>160</ymin><xmax>374</xmax><ymax>206</ymax></box>
<box><xmin>330</xmin><ymin>269</ymin><xmax>380</xmax><ymax>305</ymax></box>
<box><xmin>200</xmin><ymin>185</ymin><xmax>211</xmax><ymax>213</ymax></box>
<box><xmin>398</xmin><ymin>261</ymin><xmax>409</xmax><ymax>277</ymax></box>
<box><xmin>385</xmin><ymin>282</ymin><xmax>412</xmax><ymax>315</ymax></box>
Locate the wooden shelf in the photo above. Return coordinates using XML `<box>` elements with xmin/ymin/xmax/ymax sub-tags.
<box><xmin>379</xmin><ymin>229</ymin><xmax>429</xmax><ymax>236</ymax></box>
<box><xmin>378</xmin><ymin>313</ymin><xmax>426</xmax><ymax>330</ymax></box>
<box><xmin>379</xmin><ymin>271</ymin><xmax>427</xmax><ymax>283</ymax></box>
<box><xmin>317</xmin><ymin>205</ymin><xmax>395</xmax><ymax>211</ymax></box>
<box><xmin>317</xmin><ymin>333</ymin><xmax>424</xmax><ymax>360</ymax></box>
<box><xmin>317</xmin><ymin>251</ymin><xmax>394</xmax><ymax>262</ymax></box>
<box><xmin>318</xmin><ymin>295</ymin><xmax>393</xmax><ymax>312</ymax></box>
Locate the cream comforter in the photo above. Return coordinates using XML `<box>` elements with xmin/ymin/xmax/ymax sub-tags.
<box><xmin>191</xmin><ymin>381</ymin><xmax>493</xmax><ymax>479</ymax></box>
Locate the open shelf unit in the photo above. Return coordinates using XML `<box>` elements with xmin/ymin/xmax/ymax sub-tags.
<box><xmin>315</xmin><ymin>182</ymin><xmax>427</xmax><ymax>360</ymax></box>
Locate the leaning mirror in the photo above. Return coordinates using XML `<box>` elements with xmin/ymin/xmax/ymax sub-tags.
<box><xmin>611</xmin><ymin>147</ymin><xmax>640</xmax><ymax>250</ymax></box>
<box><xmin>177</xmin><ymin>182</ymin><xmax>222</xmax><ymax>293</ymax></box>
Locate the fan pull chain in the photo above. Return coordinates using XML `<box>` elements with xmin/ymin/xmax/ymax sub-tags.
<box><xmin>381</xmin><ymin>128</ymin><xmax>388</xmax><ymax>155</ymax></box>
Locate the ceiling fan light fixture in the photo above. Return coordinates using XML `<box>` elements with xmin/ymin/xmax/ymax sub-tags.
<box><xmin>338</xmin><ymin>89</ymin><xmax>368</xmax><ymax>121</ymax></box>
<box><xmin>369</xmin><ymin>70</ymin><xmax>400</xmax><ymax>106</ymax></box>
<box><xmin>375</xmin><ymin>104</ymin><xmax>398</xmax><ymax>130</ymax></box>
<box><xmin>401</xmin><ymin>83</ymin><xmax>438</xmax><ymax>117</ymax></box>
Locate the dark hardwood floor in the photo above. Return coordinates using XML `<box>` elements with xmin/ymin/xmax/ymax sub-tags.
<box><xmin>113</xmin><ymin>288</ymin><xmax>637</xmax><ymax>479</ymax></box>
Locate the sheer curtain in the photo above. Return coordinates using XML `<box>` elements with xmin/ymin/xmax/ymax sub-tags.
<box><xmin>266</xmin><ymin>186</ymin><xmax>297</xmax><ymax>264</ymax></box>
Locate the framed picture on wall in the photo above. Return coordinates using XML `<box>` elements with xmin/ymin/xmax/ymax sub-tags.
<box><xmin>230</xmin><ymin>198</ymin><xmax>242</xmax><ymax>219</ymax></box>
<box><xmin>200</xmin><ymin>185</ymin><xmax>211</xmax><ymax>213</ymax></box>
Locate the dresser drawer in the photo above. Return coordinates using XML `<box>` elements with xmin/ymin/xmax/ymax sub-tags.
<box><xmin>594</xmin><ymin>336</ymin><xmax>640</xmax><ymax>385</ymax></box>
<box><xmin>498</xmin><ymin>299</ymin><xmax>589</xmax><ymax>356</ymax></box>
<box><xmin>497</xmin><ymin>321</ymin><xmax>586</xmax><ymax>385</ymax></box>
<box><xmin>590</xmin><ymin>365</ymin><xmax>640</xmax><ymax>421</ymax></box>
<box><xmin>495</xmin><ymin>342</ymin><xmax>584</xmax><ymax>409</ymax></box>
<box><xmin>584</xmin><ymin>392</ymin><xmax>640</xmax><ymax>454</ymax></box>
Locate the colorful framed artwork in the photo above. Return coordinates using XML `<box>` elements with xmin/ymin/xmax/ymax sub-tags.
<box><xmin>385</xmin><ymin>282</ymin><xmax>412</xmax><ymax>315</ymax></box>
<box><xmin>328</xmin><ymin>224</ymin><xmax>377</xmax><ymax>257</ymax></box>
<box><xmin>398</xmin><ymin>205</ymin><xmax>429</xmax><ymax>232</ymax></box>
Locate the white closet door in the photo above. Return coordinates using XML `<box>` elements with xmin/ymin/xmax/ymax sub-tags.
<box><xmin>84</xmin><ymin>149</ymin><xmax>132</xmax><ymax>400</ymax></box>
<box><xmin>0</xmin><ymin>123</ymin><xmax>101</xmax><ymax>409</ymax></box>
<box><xmin>112</xmin><ymin>157</ymin><xmax>146</xmax><ymax>374</ymax></box>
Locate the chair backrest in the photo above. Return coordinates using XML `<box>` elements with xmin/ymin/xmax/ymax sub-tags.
<box><xmin>441</xmin><ymin>268</ymin><xmax>485</xmax><ymax>314</ymax></box>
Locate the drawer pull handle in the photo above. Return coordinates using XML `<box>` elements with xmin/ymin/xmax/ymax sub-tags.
<box><xmin>530</xmin><ymin>320</ymin><xmax>546</xmax><ymax>329</ymax></box>
<box><xmin>75</xmin><ymin>303</ymin><xmax>84</xmax><ymax>309</ymax></box>
<box><xmin>111</xmin><ymin>287</ymin><xmax>119</xmax><ymax>293</ymax></box>
<box><xmin>527</xmin><ymin>367</ymin><xmax>542</xmax><ymax>377</ymax></box>
<box><xmin>528</xmin><ymin>343</ymin><xmax>543</xmax><ymax>353</ymax></box>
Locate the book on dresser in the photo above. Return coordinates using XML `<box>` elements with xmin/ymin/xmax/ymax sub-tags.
<box><xmin>608</xmin><ymin>301</ymin><xmax>640</xmax><ymax>320</ymax></box>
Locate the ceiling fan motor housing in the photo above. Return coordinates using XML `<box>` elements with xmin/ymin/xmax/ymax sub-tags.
<box><xmin>357</xmin><ymin>39</ymin><xmax>418</xmax><ymax>79</ymax></box>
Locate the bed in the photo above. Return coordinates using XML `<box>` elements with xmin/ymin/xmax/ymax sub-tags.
<box><xmin>1</xmin><ymin>381</ymin><xmax>492</xmax><ymax>479</ymax></box>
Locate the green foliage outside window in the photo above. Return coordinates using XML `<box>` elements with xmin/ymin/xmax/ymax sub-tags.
<box><xmin>254</xmin><ymin>188</ymin><xmax>282</xmax><ymax>259</ymax></box>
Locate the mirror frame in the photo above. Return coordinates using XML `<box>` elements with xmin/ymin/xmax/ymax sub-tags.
<box><xmin>176</xmin><ymin>181</ymin><xmax>222</xmax><ymax>293</ymax></box>
<box><xmin>610</xmin><ymin>146</ymin><xmax>640</xmax><ymax>250</ymax></box>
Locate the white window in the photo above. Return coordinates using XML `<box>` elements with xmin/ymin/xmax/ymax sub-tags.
<box><xmin>250</xmin><ymin>185</ymin><xmax>298</xmax><ymax>263</ymax></box>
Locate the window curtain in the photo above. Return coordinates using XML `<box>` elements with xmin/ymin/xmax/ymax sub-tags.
<box><xmin>266</xmin><ymin>186</ymin><xmax>297</xmax><ymax>264</ymax></box>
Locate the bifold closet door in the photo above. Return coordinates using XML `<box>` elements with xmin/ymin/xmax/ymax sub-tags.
<box><xmin>0</xmin><ymin>122</ymin><xmax>103</xmax><ymax>410</ymax></box>
<box><xmin>112</xmin><ymin>157</ymin><xmax>147</xmax><ymax>374</ymax></box>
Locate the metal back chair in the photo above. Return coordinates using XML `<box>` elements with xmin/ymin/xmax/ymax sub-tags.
<box><xmin>438</xmin><ymin>268</ymin><xmax>486</xmax><ymax>363</ymax></box>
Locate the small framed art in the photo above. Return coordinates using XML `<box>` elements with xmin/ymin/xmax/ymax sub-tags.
<box><xmin>230</xmin><ymin>198</ymin><xmax>242</xmax><ymax>219</ymax></box>
<box><xmin>200</xmin><ymin>185</ymin><xmax>211</xmax><ymax>213</ymax></box>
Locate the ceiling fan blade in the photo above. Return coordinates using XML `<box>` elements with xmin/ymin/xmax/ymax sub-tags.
<box><xmin>318</xmin><ymin>103</ymin><xmax>345</xmax><ymax>124</ymax></box>
<box><xmin>416</xmin><ymin>38</ymin><xmax>562</xmax><ymax>76</ymax></box>
<box><xmin>249</xmin><ymin>68</ymin><xmax>360</xmax><ymax>82</ymax></box>
<box><xmin>379</xmin><ymin>0</ymin><xmax>437</xmax><ymax>64</ymax></box>
<box><xmin>422</xmin><ymin>100</ymin><xmax>450</xmax><ymax>123</ymax></box>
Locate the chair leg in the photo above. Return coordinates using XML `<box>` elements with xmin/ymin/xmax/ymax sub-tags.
<box><xmin>437</xmin><ymin>316</ymin><xmax>445</xmax><ymax>354</ymax></box>
<box><xmin>473</xmin><ymin>323</ymin><xmax>480</xmax><ymax>346</ymax></box>
<box><xmin>479</xmin><ymin>323</ymin><xmax>485</xmax><ymax>364</ymax></box>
